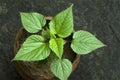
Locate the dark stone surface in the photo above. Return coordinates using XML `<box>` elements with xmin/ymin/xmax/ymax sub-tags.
<box><xmin>0</xmin><ymin>0</ymin><xmax>120</xmax><ymax>80</ymax></box>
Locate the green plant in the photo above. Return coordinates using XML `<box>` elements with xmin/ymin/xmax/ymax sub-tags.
<box><xmin>13</xmin><ymin>4</ymin><xmax>105</xmax><ymax>80</ymax></box>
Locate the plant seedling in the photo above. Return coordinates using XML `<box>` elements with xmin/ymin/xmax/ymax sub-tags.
<box><xmin>13</xmin><ymin>4</ymin><xmax>106</xmax><ymax>80</ymax></box>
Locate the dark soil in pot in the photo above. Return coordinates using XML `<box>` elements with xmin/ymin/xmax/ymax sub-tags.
<box><xmin>13</xmin><ymin>17</ymin><xmax>80</xmax><ymax>80</ymax></box>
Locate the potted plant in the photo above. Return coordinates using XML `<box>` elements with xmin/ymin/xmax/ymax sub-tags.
<box><xmin>12</xmin><ymin>4</ymin><xmax>105</xmax><ymax>80</ymax></box>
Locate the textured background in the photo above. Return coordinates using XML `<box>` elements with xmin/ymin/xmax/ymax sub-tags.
<box><xmin>0</xmin><ymin>0</ymin><xmax>120</xmax><ymax>80</ymax></box>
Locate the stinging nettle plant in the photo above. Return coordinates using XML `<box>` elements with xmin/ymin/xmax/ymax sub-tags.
<box><xmin>13</xmin><ymin>4</ymin><xmax>106</xmax><ymax>80</ymax></box>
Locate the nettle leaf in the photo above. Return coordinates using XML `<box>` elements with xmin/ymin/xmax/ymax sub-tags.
<box><xmin>49</xmin><ymin>38</ymin><xmax>65</xmax><ymax>59</ymax></box>
<box><xmin>20</xmin><ymin>12</ymin><xmax>46</xmax><ymax>33</ymax></box>
<box><xmin>49</xmin><ymin>4</ymin><xmax>73</xmax><ymax>38</ymax></box>
<box><xmin>71</xmin><ymin>30</ymin><xmax>106</xmax><ymax>54</ymax></box>
<box><xmin>13</xmin><ymin>35</ymin><xmax>50</xmax><ymax>61</ymax></box>
<box><xmin>50</xmin><ymin>59</ymin><xmax>72</xmax><ymax>80</ymax></box>
<box><xmin>42</xmin><ymin>30</ymin><xmax>50</xmax><ymax>40</ymax></box>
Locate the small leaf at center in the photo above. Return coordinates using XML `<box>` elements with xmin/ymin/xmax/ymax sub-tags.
<box><xmin>49</xmin><ymin>38</ymin><xmax>65</xmax><ymax>59</ymax></box>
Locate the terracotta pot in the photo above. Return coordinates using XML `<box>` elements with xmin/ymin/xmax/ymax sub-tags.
<box><xmin>13</xmin><ymin>16</ymin><xmax>80</xmax><ymax>80</ymax></box>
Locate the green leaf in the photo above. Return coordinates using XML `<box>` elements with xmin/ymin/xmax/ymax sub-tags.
<box><xmin>20</xmin><ymin>12</ymin><xmax>46</xmax><ymax>33</ymax></box>
<box><xmin>49</xmin><ymin>38</ymin><xmax>65</xmax><ymax>59</ymax></box>
<box><xmin>49</xmin><ymin>4</ymin><xmax>73</xmax><ymax>38</ymax></box>
<box><xmin>42</xmin><ymin>29</ymin><xmax>50</xmax><ymax>40</ymax></box>
<box><xmin>50</xmin><ymin>59</ymin><xmax>72</xmax><ymax>80</ymax></box>
<box><xmin>71</xmin><ymin>30</ymin><xmax>106</xmax><ymax>54</ymax></box>
<box><xmin>13</xmin><ymin>35</ymin><xmax>50</xmax><ymax>61</ymax></box>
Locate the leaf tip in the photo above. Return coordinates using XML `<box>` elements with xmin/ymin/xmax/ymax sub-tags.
<box><xmin>11</xmin><ymin>58</ymin><xmax>15</xmax><ymax>62</ymax></box>
<box><xmin>70</xmin><ymin>4</ymin><xmax>74</xmax><ymax>7</ymax></box>
<box><xmin>102</xmin><ymin>43</ymin><xmax>107</xmax><ymax>47</ymax></box>
<box><xmin>99</xmin><ymin>41</ymin><xmax>107</xmax><ymax>47</ymax></box>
